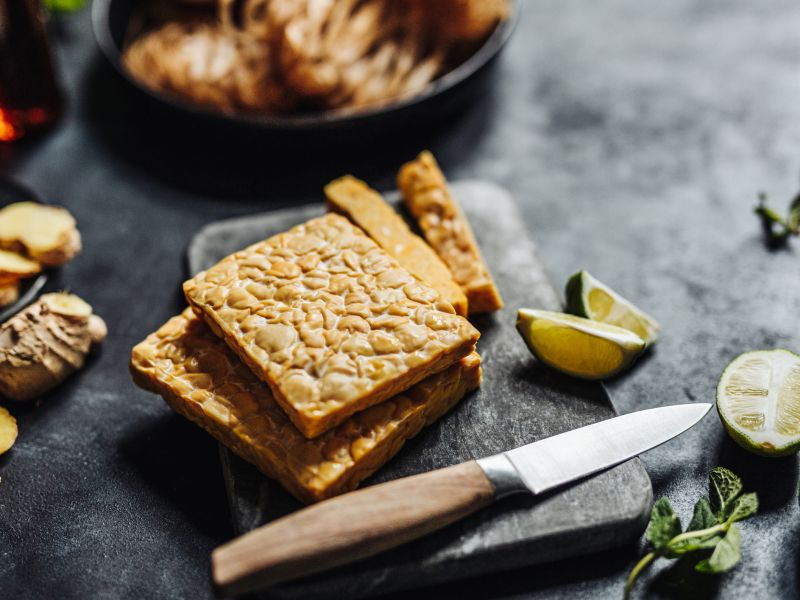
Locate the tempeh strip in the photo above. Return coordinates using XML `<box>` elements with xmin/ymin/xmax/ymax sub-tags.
<box><xmin>325</xmin><ymin>175</ymin><xmax>468</xmax><ymax>316</ymax></box>
<box><xmin>398</xmin><ymin>151</ymin><xmax>504</xmax><ymax>314</ymax></box>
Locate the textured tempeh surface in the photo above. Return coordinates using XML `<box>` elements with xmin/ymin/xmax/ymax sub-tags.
<box><xmin>130</xmin><ymin>310</ymin><xmax>482</xmax><ymax>504</ymax></box>
<box><xmin>398</xmin><ymin>151</ymin><xmax>504</xmax><ymax>314</ymax></box>
<box><xmin>183</xmin><ymin>213</ymin><xmax>479</xmax><ymax>438</ymax></box>
<box><xmin>325</xmin><ymin>175</ymin><xmax>468</xmax><ymax>317</ymax></box>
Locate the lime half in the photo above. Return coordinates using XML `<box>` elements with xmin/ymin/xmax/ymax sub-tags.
<box><xmin>717</xmin><ymin>349</ymin><xmax>800</xmax><ymax>457</ymax></box>
<box><xmin>516</xmin><ymin>308</ymin><xmax>646</xmax><ymax>380</ymax></box>
<box><xmin>565</xmin><ymin>270</ymin><xmax>661</xmax><ymax>344</ymax></box>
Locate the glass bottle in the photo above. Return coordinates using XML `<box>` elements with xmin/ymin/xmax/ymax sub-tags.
<box><xmin>0</xmin><ymin>0</ymin><xmax>63</xmax><ymax>142</ymax></box>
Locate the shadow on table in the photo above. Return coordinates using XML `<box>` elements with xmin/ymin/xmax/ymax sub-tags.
<box><xmin>79</xmin><ymin>56</ymin><xmax>500</xmax><ymax>203</ymax></box>
<box><xmin>716</xmin><ymin>437</ymin><xmax>799</xmax><ymax>512</ymax></box>
<box><xmin>119</xmin><ymin>412</ymin><xmax>232</xmax><ymax>540</ymax></box>
<box><xmin>377</xmin><ymin>541</ymin><xmax>639</xmax><ymax>600</ymax></box>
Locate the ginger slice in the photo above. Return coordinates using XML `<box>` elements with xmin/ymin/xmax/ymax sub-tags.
<box><xmin>0</xmin><ymin>202</ymin><xmax>81</xmax><ymax>267</ymax></box>
<box><xmin>0</xmin><ymin>249</ymin><xmax>41</xmax><ymax>280</ymax></box>
<box><xmin>0</xmin><ymin>293</ymin><xmax>107</xmax><ymax>401</ymax></box>
<box><xmin>0</xmin><ymin>281</ymin><xmax>20</xmax><ymax>308</ymax></box>
<box><xmin>0</xmin><ymin>405</ymin><xmax>17</xmax><ymax>454</ymax></box>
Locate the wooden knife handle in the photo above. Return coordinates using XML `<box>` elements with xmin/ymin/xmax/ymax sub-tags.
<box><xmin>212</xmin><ymin>460</ymin><xmax>496</xmax><ymax>595</ymax></box>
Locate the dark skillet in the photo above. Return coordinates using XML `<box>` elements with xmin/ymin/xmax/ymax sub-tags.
<box><xmin>91</xmin><ymin>0</ymin><xmax>519</xmax><ymax>140</ymax></box>
<box><xmin>0</xmin><ymin>178</ymin><xmax>48</xmax><ymax>323</ymax></box>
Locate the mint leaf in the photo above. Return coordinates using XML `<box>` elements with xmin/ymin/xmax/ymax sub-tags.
<box><xmin>726</xmin><ymin>492</ymin><xmax>758</xmax><ymax>523</ymax></box>
<box><xmin>695</xmin><ymin>525</ymin><xmax>741</xmax><ymax>574</ymax></box>
<box><xmin>667</xmin><ymin>531</ymin><xmax>723</xmax><ymax>556</ymax></box>
<box><xmin>626</xmin><ymin>468</ymin><xmax>757</xmax><ymax>599</ymax></box>
<box><xmin>687</xmin><ymin>498</ymin><xmax>716</xmax><ymax>531</ymax></box>
<box><xmin>709</xmin><ymin>467</ymin><xmax>742</xmax><ymax>521</ymax></box>
<box><xmin>646</xmin><ymin>497</ymin><xmax>682</xmax><ymax>550</ymax></box>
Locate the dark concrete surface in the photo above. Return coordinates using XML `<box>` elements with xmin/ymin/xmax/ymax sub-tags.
<box><xmin>1</xmin><ymin>1</ymin><xmax>799</xmax><ymax>599</ymax></box>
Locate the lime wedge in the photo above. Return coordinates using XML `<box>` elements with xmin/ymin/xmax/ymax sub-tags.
<box><xmin>516</xmin><ymin>308</ymin><xmax>646</xmax><ymax>380</ymax></box>
<box><xmin>717</xmin><ymin>349</ymin><xmax>800</xmax><ymax>457</ymax></box>
<box><xmin>565</xmin><ymin>270</ymin><xmax>661</xmax><ymax>344</ymax></box>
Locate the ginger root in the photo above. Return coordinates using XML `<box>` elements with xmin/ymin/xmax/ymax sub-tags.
<box><xmin>0</xmin><ymin>202</ymin><xmax>81</xmax><ymax>267</ymax></box>
<box><xmin>0</xmin><ymin>281</ymin><xmax>20</xmax><ymax>308</ymax></box>
<box><xmin>0</xmin><ymin>249</ymin><xmax>41</xmax><ymax>281</ymax></box>
<box><xmin>0</xmin><ymin>405</ymin><xmax>17</xmax><ymax>454</ymax></box>
<box><xmin>0</xmin><ymin>293</ymin><xmax>106</xmax><ymax>401</ymax></box>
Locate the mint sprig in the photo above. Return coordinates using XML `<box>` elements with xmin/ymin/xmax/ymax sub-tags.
<box><xmin>624</xmin><ymin>467</ymin><xmax>758</xmax><ymax>599</ymax></box>
<box><xmin>755</xmin><ymin>191</ymin><xmax>800</xmax><ymax>247</ymax></box>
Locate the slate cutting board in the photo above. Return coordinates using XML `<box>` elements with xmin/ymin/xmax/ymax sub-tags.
<box><xmin>186</xmin><ymin>181</ymin><xmax>653</xmax><ymax>599</ymax></box>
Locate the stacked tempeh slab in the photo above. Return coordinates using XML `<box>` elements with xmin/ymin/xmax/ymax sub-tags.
<box><xmin>132</xmin><ymin>211</ymin><xmax>487</xmax><ymax>502</ymax></box>
<box><xmin>131</xmin><ymin>153</ymin><xmax>502</xmax><ymax>503</ymax></box>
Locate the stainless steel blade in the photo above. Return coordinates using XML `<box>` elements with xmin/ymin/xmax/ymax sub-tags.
<box><xmin>477</xmin><ymin>403</ymin><xmax>711</xmax><ymax>497</ymax></box>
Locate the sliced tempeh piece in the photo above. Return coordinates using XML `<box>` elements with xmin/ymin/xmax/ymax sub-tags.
<box><xmin>324</xmin><ymin>175</ymin><xmax>468</xmax><ymax>316</ymax></box>
<box><xmin>183</xmin><ymin>213</ymin><xmax>479</xmax><ymax>438</ymax></box>
<box><xmin>131</xmin><ymin>310</ymin><xmax>482</xmax><ymax>503</ymax></box>
<box><xmin>0</xmin><ymin>202</ymin><xmax>81</xmax><ymax>267</ymax></box>
<box><xmin>398</xmin><ymin>151</ymin><xmax>504</xmax><ymax>314</ymax></box>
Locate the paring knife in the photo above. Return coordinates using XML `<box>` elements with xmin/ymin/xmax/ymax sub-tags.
<box><xmin>212</xmin><ymin>403</ymin><xmax>711</xmax><ymax>595</ymax></box>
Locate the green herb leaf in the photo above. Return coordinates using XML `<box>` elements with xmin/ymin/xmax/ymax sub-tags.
<box><xmin>687</xmin><ymin>498</ymin><xmax>716</xmax><ymax>531</ymax></box>
<box><xmin>726</xmin><ymin>492</ymin><xmax>758</xmax><ymax>523</ymax></box>
<box><xmin>646</xmin><ymin>497</ymin><xmax>682</xmax><ymax>550</ymax></box>
<box><xmin>667</xmin><ymin>531</ymin><xmax>723</xmax><ymax>556</ymax></box>
<box><xmin>709</xmin><ymin>467</ymin><xmax>742</xmax><ymax>521</ymax></box>
<box><xmin>695</xmin><ymin>524</ymin><xmax>741</xmax><ymax>574</ymax></box>
<box><xmin>788</xmin><ymin>192</ymin><xmax>800</xmax><ymax>232</ymax></box>
<box><xmin>625</xmin><ymin>468</ymin><xmax>757</xmax><ymax>599</ymax></box>
<box><xmin>44</xmin><ymin>0</ymin><xmax>88</xmax><ymax>14</ymax></box>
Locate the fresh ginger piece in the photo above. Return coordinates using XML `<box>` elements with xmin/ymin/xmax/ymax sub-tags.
<box><xmin>0</xmin><ymin>202</ymin><xmax>81</xmax><ymax>267</ymax></box>
<box><xmin>0</xmin><ymin>249</ymin><xmax>41</xmax><ymax>280</ymax></box>
<box><xmin>0</xmin><ymin>281</ymin><xmax>20</xmax><ymax>308</ymax></box>
<box><xmin>0</xmin><ymin>405</ymin><xmax>17</xmax><ymax>454</ymax></box>
<box><xmin>0</xmin><ymin>292</ymin><xmax>107</xmax><ymax>401</ymax></box>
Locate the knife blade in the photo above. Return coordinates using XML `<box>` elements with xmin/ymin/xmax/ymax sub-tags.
<box><xmin>212</xmin><ymin>403</ymin><xmax>710</xmax><ymax>595</ymax></box>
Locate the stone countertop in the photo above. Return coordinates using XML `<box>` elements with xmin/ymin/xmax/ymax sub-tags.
<box><xmin>1</xmin><ymin>1</ymin><xmax>799</xmax><ymax>598</ymax></box>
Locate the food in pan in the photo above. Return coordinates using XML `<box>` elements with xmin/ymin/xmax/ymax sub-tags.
<box><xmin>0</xmin><ymin>201</ymin><xmax>81</xmax><ymax>267</ymax></box>
<box><xmin>0</xmin><ymin>293</ymin><xmax>107</xmax><ymax>401</ymax></box>
<box><xmin>184</xmin><ymin>213</ymin><xmax>479</xmax><ymax>438</ymax></box>
<box><xmin>131</xmin><ymin>310</ymin><xmax>481</xmax><ymax>503</ymax></box>
<box><xmin>0</xmin><ymin>405</ymin><xmax>17</xmax><ymax>454</ymax></box>
<box><xmin>122</xmin><ymin>0</ymin><xmax>509</xmax><ymax>115</ymax></box>
<box><xmin>398</xmin><ymin>151</ymin><xmax>504</xmax><ymax>314</ymax></box>
<box><xmin>325</xmin><ymin>175</ymin><xmax>468</xmax><ymax>317</ymax></box>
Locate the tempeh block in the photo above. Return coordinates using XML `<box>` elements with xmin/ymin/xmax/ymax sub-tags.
<box><xmin>324</xmin><ymin>175</ymin><xmax>468</xmax><ymax>317</ymax></box>
<box><xmin>398</xmin><ymin>151</ymin><xmax>504</xmax><ymax>314</ymax></box>
<box><xmin>130</xmin><ymin>310</ymin><xmax>482</xmax><ymax>504</ymax></box>
<box><xmin>183</xmin><ymin>213</ymin><xmax>480</xmax><ymax>438</ymax></box>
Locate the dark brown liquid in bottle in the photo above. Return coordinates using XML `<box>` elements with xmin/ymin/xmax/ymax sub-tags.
<box><xmin>0</xmin><ymin>0</ymin><xmax>63</xmax><ymax>141</ymax></box>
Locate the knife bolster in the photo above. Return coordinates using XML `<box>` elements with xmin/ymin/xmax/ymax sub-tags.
<box><xmin>476</xmin><ymin>453</ymin><xmax>529</xmax><ymax>499</ymax></box>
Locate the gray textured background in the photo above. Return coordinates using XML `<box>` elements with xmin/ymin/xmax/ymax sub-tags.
<box><xmin>1</xmin><ymin>1</ymin><xmax>799</xmax><ymax>599</ymax></box>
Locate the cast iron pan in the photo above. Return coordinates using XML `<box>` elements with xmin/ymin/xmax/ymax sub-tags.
<box><xmin>0</xmin><ymin>178</ymin><xmax>48</xmax><ymax>323</ymax></box>
<box><xmin>91</xmin><ymin>0</ymin><xmax>518</xmax><ymax>139</ymax></box>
